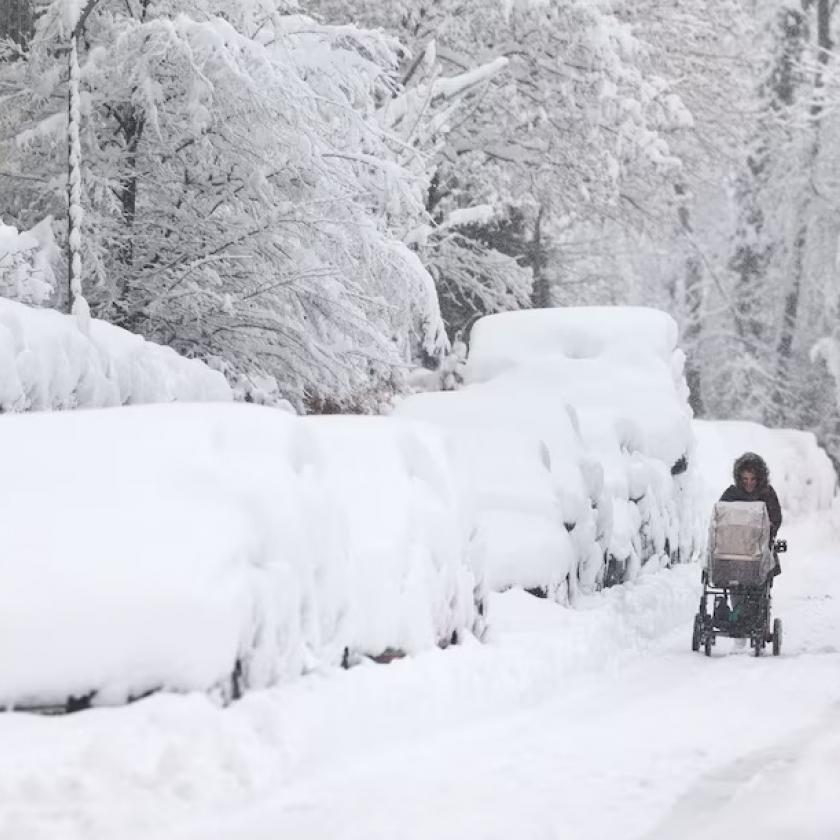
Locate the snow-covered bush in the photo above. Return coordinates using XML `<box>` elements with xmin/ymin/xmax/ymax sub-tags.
<box><xmin>693</xmin><ymin>420</ymin><xmax>837</xmax><ymax>517</ymax></box>
<box><xmin>0</xmin><ymin>298</ymin><xmax>231</xmax><ymax>410</ymax></box>
<box><xmin>0</xmin><ymin>403</ymin><xmax>482</xmax><ymax>709</ymax></box>
<box><xmin>397</xmin><ymin>307</ymin><xmax>700</xmax><ymax>599</ymax></box>
<box><xmin>0</xmin><ymin>217</ymin><xmax>57</xmax><ymax>304</ymax></box>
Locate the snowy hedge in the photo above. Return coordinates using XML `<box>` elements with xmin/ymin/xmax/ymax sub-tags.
<box><xmin>397</xmin><ymin>307</ymin><xmax>700</xmax><ymax>599</ymax></box>
<box><xmin>0</xmin><ymin>298</ymin><xmax>231</xmax><ymax>410</ymax></box>
<box><xmin>0</xmin><ymin>404</ymin><xmax>482</xmax><ymax>709</ymax></box>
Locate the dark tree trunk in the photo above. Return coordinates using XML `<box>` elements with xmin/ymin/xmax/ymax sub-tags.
<box><xmin>426</xmin><ymin>169</ymin><xmax>445</xmax><ymax>219</ymax></box>
<box><xmin>113</xmin><ymin>104</ymin><xmax>145</xmax><ymax>293</ymax></box>
<box><xmin>529</xmin><ymin>206</ymin><xmax>550</xmax><ymax>309</ymax></box>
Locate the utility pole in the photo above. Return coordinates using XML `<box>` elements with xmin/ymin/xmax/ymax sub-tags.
<box><xmin>64</xmin><ymin>0</ymin><xmax>101</xmax><ymax>325</ymax></box>
<box><xmin>67</xmin><ymin>35</ymin><xmax>83</xmax><ymax>319</ymax></box>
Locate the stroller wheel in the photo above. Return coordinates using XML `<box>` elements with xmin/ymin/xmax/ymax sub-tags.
<box><xmin>704</xmin><ymin>635</ymin><xmax>713</xmax><ymax>657</ymax></box>
<box><xmin>692</xmin><ymin>614</ymin><xmax>702</xmax><ymax>652</ymax></box>
<box><xmin>772</xmin><ymin>618</ymin><xmax>782</xmax><ymax>656</ymax></box>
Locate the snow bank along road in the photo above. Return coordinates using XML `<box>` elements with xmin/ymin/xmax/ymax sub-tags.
<box><xmin>1</xmin><ymin>514</ymin><xmax>838</xmax><ymax>840</ymax></box>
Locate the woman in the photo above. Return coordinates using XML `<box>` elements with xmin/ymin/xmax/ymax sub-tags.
<box><xmin>720</xmin><ymin>451</ymin><xmax>782</xmax><ymax>542</ymax></box>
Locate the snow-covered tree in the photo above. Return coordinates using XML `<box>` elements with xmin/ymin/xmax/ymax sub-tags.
<box><xmin>311</xmin><ymin>0</ymin><xmax>690</xmax><ymax>338</ymax></box>
<box><xmin>704</xmin><ymin>1</ymin><xmax>840</xmax><ymax>456</ymax></box>
<box><xmin>0</xmin><ymin>2</ymin><xmax>448</xmax><ymax>409</ymax></box>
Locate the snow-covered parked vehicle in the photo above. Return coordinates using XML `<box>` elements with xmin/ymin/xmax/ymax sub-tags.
<box><xmin>398</xmin><ymin>306</ymin><xmax>701</xmax><ymax>600</ymax></box>
<box><xmin>0</xmin><ymin>404</ymin><xmax>484</xmax><ymax>712</ymax></box>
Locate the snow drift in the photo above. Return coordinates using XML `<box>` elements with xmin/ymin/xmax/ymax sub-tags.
<box><xmin>0</xmin><ymin>298</ymin><xmax>231</xmax><ymax>410</ymax></box>
<box><xmin>397</xmin><ymin>307</ymin><xmax>700</xmax><ymax>598</ymax></box>
<box><xmin>0</xmin><ymin>403</ymin><xmax>482</xmax><ymax>709</ymax></box>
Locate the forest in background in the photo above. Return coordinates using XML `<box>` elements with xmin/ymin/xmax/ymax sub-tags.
<box><xmin>2</xmin><ymin>0</ymin><xmax>839</xmax><ymax>464</ymax></box>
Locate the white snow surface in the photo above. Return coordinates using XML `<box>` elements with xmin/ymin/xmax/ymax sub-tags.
<box><xmin>0</xmin><ymin>298</ymin><xmax>231</xmax><ymax>410</ymax></box>
<box><xmin>465</xmin><ymin>306</ymin><xmax>691</xmax><ymax>469</ymax></box>
<box><xmin>397</xmin><ymin>306</ymin><xmax>699</xmax><ymax>596</ymax></box>
<box><xmin>0</xmin><ymin>302</ymin><xmax>836</xmax><ymax>838</ymax></box>
<box><xmin>0</xmin><ymin>510</ymin><xmax>837</xmax><ymax>840</ymax></box>
<box><xmin>0</xmin><ymin>403</ymin><xmax>480</xmax><ymax>707</ymax></box>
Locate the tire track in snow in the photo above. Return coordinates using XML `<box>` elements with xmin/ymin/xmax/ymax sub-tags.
<box><xmin>643</xmin><ymin>702</ymin><xmax>840</xmax><ymax>840</ymax></box>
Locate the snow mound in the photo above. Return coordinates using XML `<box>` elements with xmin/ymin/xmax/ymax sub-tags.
<box><xmin>397</xmin><ymin>306</ymin><xmax>700</xmax><ymax>597</ymax></box>
<box><xmin>0</xmin><ymin>298</ymin><xmax>231</xmax><ymax>410</ymax></box>
<box><xmin>0</xmin><ymin>403</ymin><xmax>481</xmax><ymax>708</ymax></box>
<box><xmin>466</xmin><ymin>305</ymin><xmax>679</xmax><ymax>379</ymax></box>
<box><xmin>0</xmin><ymin>560</ymin><xmax>705</xmax><ymax>839</ymax></box>
<box><xmin>465</xmin><ymin>306</ymin><xmax>691</xmax><ymax>468</ymax></box>
<box><xmin>693</xmin><ymin>420</ymin><xmax>836</xmax><ymax>517</ymax></box>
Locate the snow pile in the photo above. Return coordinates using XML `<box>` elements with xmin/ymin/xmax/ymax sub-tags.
<box><xmin>0</xmin><ymin>562</ymin><xmax>705</xmax><ymax>840</ymax></box>
<box><xmin>693</xmin><ymin>420</ymin><xmax>836</xmax><ymax>516</ymax></box>
<box><xmin>0</xmin><ymin>297</ymin><xmax>231</xmax><ymax>410</ymax></box>
<box><xmin>0</xmin><ymin>217</ymin><xmax>57</xmax><ymax>304</ymax></box>
<box><xmin>2</xmin><ymin>517</ymin><xmax>840</xmax><ymax>838</ymax></box>
<box><xmin>397</xmin><ymin>307</ymin><xmax>699</xmax><ymax>597</ymax></box>
<box><xmin>0</xmin><ymin>403</ymin><xmax>481</xmax><ymax>708</ymax></box>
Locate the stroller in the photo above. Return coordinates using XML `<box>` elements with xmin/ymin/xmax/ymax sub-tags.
<box><xmin>692</xmin><ymin>501</ymin><xmax>787</xmax><ymax>657</ymax></box>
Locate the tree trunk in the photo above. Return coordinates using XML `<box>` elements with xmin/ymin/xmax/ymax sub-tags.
<box><xmin>64</xmin><ymin>1</ymin><xmax>104</xmax><ymax>314</ymax></box>
<box><xmin>729</xmin><ymin>144</ymin><xmax>772</xmax><ymax>378</ymax></box>
<box><xmin>529</xmin><ymin>206</ymin><xmax>550</xmax><ymax>309</ymax></box>
<box><xmin>675</xmin><ymin>184</ymin><xmax>704</xmax><ymax>415</ymax></box>
<box><xmin>114</xmin><ymin>104</ymin><xmax>145</xmax><ymax>295</ymax></box>
<box><xmin>67</xmin><ymin>36</ymin><xmax>83</xmax><ymax>314</ymax></box>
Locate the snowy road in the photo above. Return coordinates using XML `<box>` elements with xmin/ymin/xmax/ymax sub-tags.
<box><xmin>2</xmin><ymin>515</ymin><xmax>838</xmax><ymax>840</ymax></box>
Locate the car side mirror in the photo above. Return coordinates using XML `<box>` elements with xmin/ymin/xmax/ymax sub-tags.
<box><xmin>775</xmin><ymin>540</ymin><xmax>787</xmax><ymax>554</ymax></box>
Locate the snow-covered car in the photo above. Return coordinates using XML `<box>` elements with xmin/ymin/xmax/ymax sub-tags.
<box><xmin>398</xmin><ymin>306</ymin><xmax>700</xmax><ymax>599</ymax></box>
<box><xmin>0</xmin><ymin>403</ymin><xmax>484</xmax><ymax>711</ymax></box>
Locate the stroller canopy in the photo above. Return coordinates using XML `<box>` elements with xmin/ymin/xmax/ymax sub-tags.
<box><xmin>708</xmin><ymin>501</ymin><xmax>774</xmax><ymax>586</ymax></box>
<box><xmin>710</xmin><ymin>501</ymin><xmax>771</xmax><ymax>560</ymax></box>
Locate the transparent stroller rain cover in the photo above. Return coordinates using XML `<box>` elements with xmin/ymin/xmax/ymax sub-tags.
<box><xmin>707</xmin><ymin>501</ymin><xmax>774</xmax><ymax>586</ymax></box>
